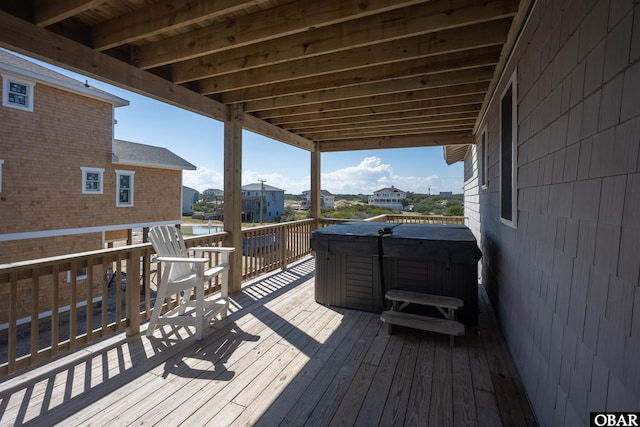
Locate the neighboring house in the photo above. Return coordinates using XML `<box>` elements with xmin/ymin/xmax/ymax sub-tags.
<box><xmin>439</xmin><ymin>191</ymin><xmax>453</xmax><ymax>197</ymax></box>
<box><xmin>445</xmin><ymin>1</ymin><xmax>640</xmax><ymax>424</ymax></box>
<box><xmin>202</xmin><ymin>188</ymin><xmax>223</xmax><ymax>202</ymax></box>
<box><xmin>0</xmin><ymin>51</ymin><xmax>194</xmax><ymax>322</ymax></box>
<box><xmin>368</xmin><ymin>186</ymin><xmax>406</xmax><ymax>210</ymax></box>
<box><xmin>302</xmin><ymin>189</ymin><xmax>335</xmax><ymax>208</ymax></box>
<box><xmin>241</xmin><ymin>183</ymin><xmax>285</xmax><ymax>222</ymax></box>
<box><xmin>182</xmin><ymin>186</ymin><xmax>200</xmax><ymax>215</ymax></box>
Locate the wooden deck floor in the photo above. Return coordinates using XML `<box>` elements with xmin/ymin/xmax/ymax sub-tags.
<box><xmin>0</xmin><ymin>257</ymin><xmax>537</xmax><ymax>426</ymax></box>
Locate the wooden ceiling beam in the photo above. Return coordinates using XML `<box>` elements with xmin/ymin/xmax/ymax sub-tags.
<box><xmin>244</xmin><ymin>67</ymin><xmax>495</xmax><ymax>112</ymax></box>
<box><xmin>287</xmin><ymin>110</ymin><xmax>481</xmax><ymax>132</ymax></box>
<box><xmin>218</xmin><ymin>46</ymin><xmax>501</xmax><ymax>103</ymax></box>
<box><xmin>33</xmin><ymin>0</ymin><xmax>103</xmax><ymax>27</ymax></box>
<box><xmin>242</xmin><ymin>114</ymin><xmax>315</xmax><ymax>151</ymax></box>
<box><xmin>170</xmin><ymin>0</ymin><xmax>518</xmax><ymax>81</ymax></box>
<box><xmin>271</xmin><ymin>102</ymin><xmax>483</xmax><ymax>127</ymax></box>
<box><xmin>137</xmin><ymin>0</ymin><xmax>426</xmax><ymax>69</ymax></box>
<box><xmin>257</xmin><ymin>83</ymin><xmax>489</xmax><ymax>119</ymax></box>
<box><xmin>301</xmin><ymin>122</ymin><xmax>476</xmax><ymax>141</ymax></box>
<box><xmin>319</xmin><ymin>132</ymin><xmax>475</xmax><ymax>152</ymax></box>
<box><xmin>265</xmin><ymin>93</ymin><xmax>486</xmax><ymax>123</ymax></box>
<box><xmin>183</xmin><ymin>19</ymin><xmax>512</xmax><ymax>87</ymax></box>
<box><xmin>92</xmin><ymin>0</ymin><xmax>271</xmax><ymax>51</ymax></box>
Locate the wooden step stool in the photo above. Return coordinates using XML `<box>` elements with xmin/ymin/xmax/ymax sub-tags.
<box><xmin>380</xmin><ymin>289</ymin><xmax>465</xmax><ymax>346</ymax></box>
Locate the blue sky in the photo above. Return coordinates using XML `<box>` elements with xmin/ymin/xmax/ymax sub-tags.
<box><xmin>12</xmin><ymin>50</ymin><xmax>464</xmax><ymax>195</ymax></box>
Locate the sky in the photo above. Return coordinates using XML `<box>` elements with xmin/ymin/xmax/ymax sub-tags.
<box><xmin>11</xmin><ymin>50</ymin><xmax>464</xmax><ymax>196</ymax></box>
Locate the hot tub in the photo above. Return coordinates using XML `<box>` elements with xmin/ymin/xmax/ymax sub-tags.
<box><xmin>310</xmin><ymin>222</ymin><xmax>482</xmax><ymax>325</ymax></box>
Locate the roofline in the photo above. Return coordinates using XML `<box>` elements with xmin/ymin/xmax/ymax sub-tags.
<box><xmin>0</xmin><ymin>62</ymin><xmax>129</xmax><ymax>107</ymax></box>
<box><xmin>111</xmin><ymin>156</ymin><xmax>196</xmax><ymax>171</ymax></box>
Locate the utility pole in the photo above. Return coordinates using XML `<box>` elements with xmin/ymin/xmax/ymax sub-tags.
<box><xmin>258</xmin><ymin>179</ymin><xmax>266</xmax><ymax>224</ymax></box>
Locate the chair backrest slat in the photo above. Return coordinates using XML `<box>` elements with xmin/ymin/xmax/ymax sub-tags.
<box><xmin>149</xmin><ymin>225</ymin><xmax>194</xmax><ymax>280</ymax></box>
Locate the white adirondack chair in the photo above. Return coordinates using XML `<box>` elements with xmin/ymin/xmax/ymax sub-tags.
<box><xmin>147</xmin><ymin>225</ymin><xmax>234</xmax><ymax>340</ymax></box>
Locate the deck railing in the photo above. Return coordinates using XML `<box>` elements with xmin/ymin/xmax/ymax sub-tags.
<box><xmin>0</xmin><ymin>215</ymin><xmax>460</xmax><ymax>377</ymax></box>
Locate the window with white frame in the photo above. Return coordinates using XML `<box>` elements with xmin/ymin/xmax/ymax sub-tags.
<box><xmin>81</xmin><ymin>167</ymin><xmax>104</xmax><ymax>194</ymax></box>
<box><xmin>500</xmin><ymin>70</ymin><xmax>517</xmax><ymax>227</ymax></box>
<box><xmin>2</xmin><ymin>75</ymin><xmax>35</xmax><ymax>112</ymax></box>
<box><xmin>0</xmin><ymin>159</ymin><xmax>4</xmax><ymax>192</ymax></box>
<box><xmin>116</xmin><ymin>170</ymin><xmax>135</xmax><ymax>207</ymax></box>
<box><xmin>479</xmin><ymin>126</ymin><xmax>488</xmax><ymax>189</ymax></box>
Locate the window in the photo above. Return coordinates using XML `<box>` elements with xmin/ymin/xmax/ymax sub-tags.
<box><xmin>81</xmin><ymin>167</ymin><xmax>104</xmax><ymax>194</ymax></box>
<box><xmin>479</xmin><ymin>126</ymin><xmax>487</xmax><ymax>189</ymax></box>
<box><xmin>116</xmin><ymin>170</ymin><xmax>135</xmax><ymax>207</ymax></box>
<box><xmin>2</xmin><ymin>75</ymin><xmax>35</xmax><ymax>112</ymax></box>
<box><xmin>500</xmin><ymin>71</ymin><xmax>517</xmax><ymax>227</ymax></box>
<box><xmin>0</xmin><ymin>159</ymin><xmax>3</xmax><ymax>192</ymax></box>
<box><xmin>67</xmin><ymin>267</ymin><xmax>88</xmax><ymax>282</ymax></box>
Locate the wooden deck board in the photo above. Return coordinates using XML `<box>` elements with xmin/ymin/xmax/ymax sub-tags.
<box><xmin>0</xmin><ymin>258</ymin><xmax>537</xmax><ymax>427</ymax></box>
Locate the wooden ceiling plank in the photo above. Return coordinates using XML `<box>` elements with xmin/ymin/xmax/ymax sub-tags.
<box><xmin>218</xmin><ymin>46</ymin><xmax>502</xmax><ymax>103</ymax></box>
<box><xmin>170</xmin><ymin>0</ymin><xmax>518</xmax><ymax>81</ymax></box>
<box><xmin>33</xmin><ymin>0</ymin><xmax>104</xmax><ymax>27</ymax></box>
<box><xmin>182</xmin><ymin>18</ymin><xmax>512</xmax><ymax>87</ymax></box>
<box><xmin>265</xmin><ymin>93</ymin><xmax>487</xmax><ymax>123</ymax></box>
<box><xmin>319</xmin><ymin>133</ymin><xmax>475</xmax><ymax>152</ymax></box>
<box><xmin>301</xmin><ymin>122</ymin><xmax>477</xmax><ymax>140</ymax></box>
<box><xmin>137</xmin><ymin>0</ymin><xmax>428</xmax><ymax>69</ymax></box>
<box><xmin>273</xmin><ymin>103</ymin><xmax>483</xmax><ymax>128</ymax></box>
<box><xmin>258</xmin><ymin>84</ymin><xmax>489</xmax><ymax>119</ymax></box>
<box><xmin>287</xmin><ymin>111</ymin><xmax>481</xmax><ymax>132</ymax></box>
<box><xmin>92</xmin><ymin>0</ymin><xmax>272</xmax><ymax>51</ymax></box>
<box><xmin>243</xmin><ymin>66</ymin><xmax>495</xmax><ymax>112</ymax></box>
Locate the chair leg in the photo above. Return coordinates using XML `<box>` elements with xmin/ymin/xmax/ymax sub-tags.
<box><xmin>146</xmin><ymin>281</ymin><xmax>168</xmax><ymax>337</ymax></box>
<box><xmin>194</xmin><ymin>283</ymin><xmax>205</xmax><ymax>340</ymax></box>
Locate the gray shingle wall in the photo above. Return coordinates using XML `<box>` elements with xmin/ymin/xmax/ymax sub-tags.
<box><xmin>477</xmin><ymin>0</ymin><xmax>640</xmax><ymax>424</ymax></box>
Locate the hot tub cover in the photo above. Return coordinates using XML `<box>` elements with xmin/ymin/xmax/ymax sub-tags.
<box><xmin>311</xmin><ymin>222</ymin><xmax>481</xmax><ymax>264</ymax></box>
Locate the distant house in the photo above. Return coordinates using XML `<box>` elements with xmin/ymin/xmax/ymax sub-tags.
<box><xmin>368</xmin><ymin>186</ymin><xmax>406</xmax><ymax>210</ymax></box>
<box><xmin>302</xmin><ymin>189</ymin><xmax>335</xmax><ymax>208</ymax></box>
<box><xmin>0</xmin><ymin>50</ymin><xmax>194</xmax><ymax>322</ymax></box>
<box><xmin>241</xmin><ymin>183</ymin><xmax>285</xmax><ymax>222</ymax></box>
<box><xmin>202</xmin><ymin>188</ymin><xmax>223</xmax><ymax>202</ymax></box>
<box><xmin>182</xmin><ymin>186</ymin><xmax>200</xmax><ymax>215</ymax></box>
<box><xmin>439</xmin><ymin>191</ymin><xmax>453</xmax><ymax>197</ymax></box>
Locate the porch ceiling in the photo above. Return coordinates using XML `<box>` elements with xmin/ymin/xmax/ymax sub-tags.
<box><xmin>0</xmin><ymin>0</ymin><xmax>530</xmax><ymax>153</ymax></box>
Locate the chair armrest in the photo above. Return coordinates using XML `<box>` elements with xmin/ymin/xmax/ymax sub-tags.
<box><xmin>152</xmin><ymin>256</ymin><xmax>209</xmax><ymax>264</ymax></box>
<box><xmin>190</xmin><ymin>246</ymin><xmax>235</xmax><ymax>253</ymax></box>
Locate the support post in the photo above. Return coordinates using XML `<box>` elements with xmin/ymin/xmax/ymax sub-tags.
<box><xmin>310</xmin><ymin>142</ymin><xmax>321</xmax><ymax>230</ymax></box>
<box><xmin>224</xmin><ymin>104</ymin><xmax>244</xmax><ymax>293</ymax></box>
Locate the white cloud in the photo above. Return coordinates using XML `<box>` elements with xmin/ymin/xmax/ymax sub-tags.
<box><xmin>321</xmin><ymin>156</ymin><xmax>452</xmax><ymax>195</ymax></box>
<box><xmin>183</xmin><ymin>167</ymin><xmax>223</xmax><ymax>192</ymax></box>
<box><xmin>184</xmin><ymin>156</ymin><xmax>463</xmax><ymax>195</ymax></box>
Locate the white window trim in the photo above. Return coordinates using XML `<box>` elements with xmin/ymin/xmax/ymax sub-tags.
<box><xmin>116</xmin><ymin>170</ymin><xmax>135</xmax><ymax>207</ymax></box>
<box><xmin>500</xmin><ymin>70</ymin><xmax>518</xmax><ymax>228</ymax></box>
<box><xmin>0</xmin><ymin>159</ymin><xmax>4</xmax><ymax>192</ymax></box>
<box><xmin>67</xmin><ymin>267</ymin><xmax>88</xmax><ymax>282</ymax></box>
<box><xmin>479</xmin><ymin>124</ymin><xmax>488</xmax><ymax>190</ymax></box>
<box><xmin>2</xmin><ymin>74</ymin><xmax>35</xmax><ymax>112</ymax></box>
<box><xmin>81</xmin><ymin>166</ymin><xmax>104</xmax><ymax>194</ymax></box>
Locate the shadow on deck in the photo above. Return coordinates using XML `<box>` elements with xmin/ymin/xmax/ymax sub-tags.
<box><xmin>0</xmin><ymin>257</ymin><xmax>537</xmax><ymax>426</ymax></box>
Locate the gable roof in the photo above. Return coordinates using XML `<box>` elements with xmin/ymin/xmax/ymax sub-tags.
<box><xmin>242</xmin><ymin>183</ymin><xmax>285</xmax><ymax>192</ymax></box>
<box><xmin>112</xmin><ymin>139</ymin><xmax>196</xmax><ymax>171</ymax></box>
<box><xmin>0</xmin><ymin>49</ymin><xmax>128</xmax><ymax>107</ymax></box>
<box><xmin>374</xmin><ymin>187</ymin><xmax>406</xmax><ymax>194</ymax></box>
